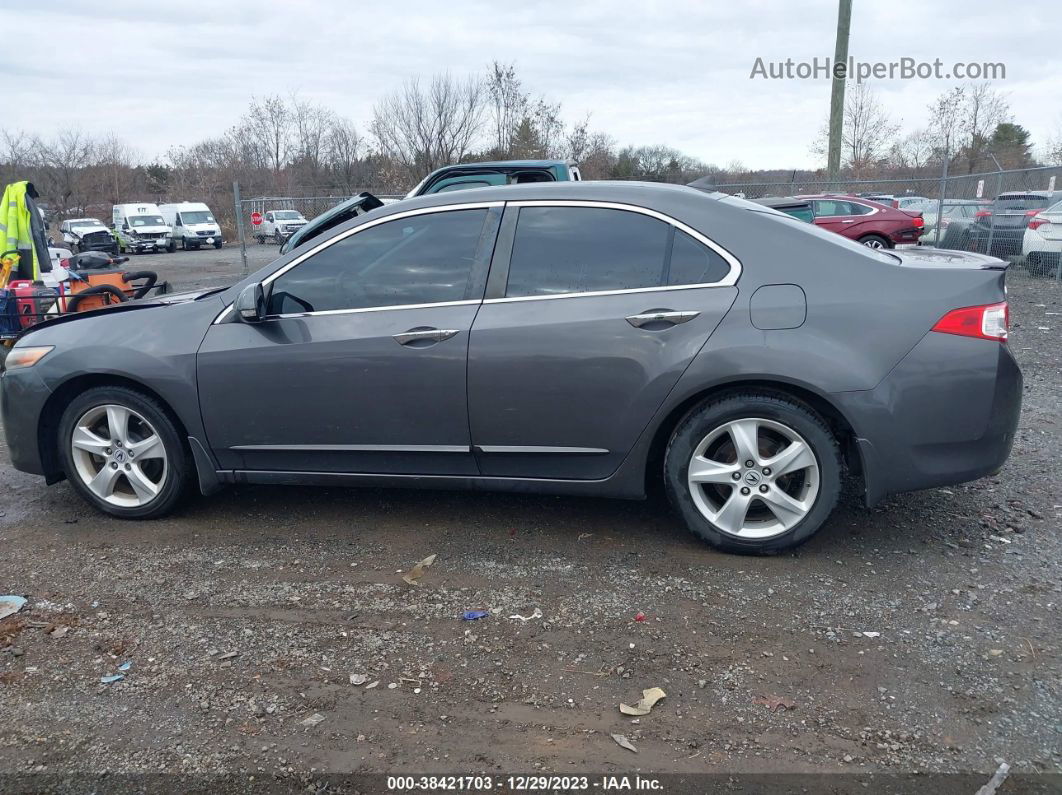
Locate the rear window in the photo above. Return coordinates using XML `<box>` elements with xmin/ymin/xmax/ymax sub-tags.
<box><xmin>993</xmin><ymin>195</ymin><xmax>1049</xmax><ymax>211</ymax></box>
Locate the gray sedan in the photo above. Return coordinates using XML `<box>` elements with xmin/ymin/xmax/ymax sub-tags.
<box><xmin>0</xmin><ymin>182</ymin><xmax>1022</xmax><ymax>554</ymax></box>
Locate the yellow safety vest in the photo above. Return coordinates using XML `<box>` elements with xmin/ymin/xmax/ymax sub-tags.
<box><xmin>0</xmin><ymin>181</ymin><xmax>39</xmax><ymax>279</ymax></box>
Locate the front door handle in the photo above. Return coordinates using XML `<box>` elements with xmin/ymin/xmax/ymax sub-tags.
<box><xmin>625</xmin><ymin>310</ymin><xmax>700</xmax><ymax>329</ymax></box>
<box><xmin>393</xmin><ymin>327</ymin><xmax>460</xmax><ymax>346</ymax></box>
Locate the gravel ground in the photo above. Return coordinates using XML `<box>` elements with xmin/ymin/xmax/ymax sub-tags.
<box><xmin>0</xmin><ymin>253</ymin><xmax>1059</xmax><ymax>791</ymax></box>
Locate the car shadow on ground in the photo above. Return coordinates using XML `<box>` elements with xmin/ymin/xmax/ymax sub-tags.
<box><xmin>48</xmin><ymin>473</ymin><xmax>932</xmax><ymax>565</ymax></box>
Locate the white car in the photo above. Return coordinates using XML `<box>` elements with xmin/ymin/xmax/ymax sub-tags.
<box><xmin>1022</xmin><ymin>199</ymin><xmax>1062</xmax><ymax>276</ymax></box>
<box><xmin>159</xmin><ymin>202</ymin><xmax>224</xmax><ymax>251</ymax></box>
<box><xmin>59</xmin><ymin>218</ymin><xmax>118</xmax><ymax>254</ymax></box>
<box><xmin>255</xmin><ymin>210</ymin><xmax>307</xmax><ymax>244</ymax></box>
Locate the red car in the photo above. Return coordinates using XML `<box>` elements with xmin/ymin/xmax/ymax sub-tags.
<box><xmin>798</xmin><ymin>194</ymin><xmax>925</xmax><ymax>249</ymax></box>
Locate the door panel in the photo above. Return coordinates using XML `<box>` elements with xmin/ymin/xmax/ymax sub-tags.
<box><xmin>198</xmin><ymin>304</ymin><xmax>480</xmax><ymax>474</ymax></box>
<box><xmin>467</xmin><ymin>287</ymin><xmax>737</xmax><ymax>479</ymax></box>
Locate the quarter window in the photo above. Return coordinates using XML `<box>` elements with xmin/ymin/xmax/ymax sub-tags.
<box><xmin>666</xmin><ymin>229</ymin><xmax>731</xmax><ymax>286</ymax></box>
<box><xmin>267</xmin><ymin>209</ymin><xmax>487</xmax><ymax>315</ymax></box>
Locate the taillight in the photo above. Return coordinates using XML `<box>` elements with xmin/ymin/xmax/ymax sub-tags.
<box><xmin>932</xmin><ymin>302</ymin><xmax>1008</xmax><ymax>342</ymax></box>
<box><xmin>1027</xmin><ymin>216</ymin><xmax>1049</xmax><ymax>230</ymax></box>
<box><xmin>974</xmin><ymin>210</ymin><xmax>992</xmax><ymax>219</ymax></box>
<box><xmin>59</xmin><ymin>258</ymin><xmax>70</xmax><ymax>269</ymax></box>
<box><xmin>912</xmin><ymin>216</ymin><xmax>924</xmax><ymax>229</ymax></box>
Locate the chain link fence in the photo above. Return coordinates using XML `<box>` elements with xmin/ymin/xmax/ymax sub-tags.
<box><xmin>231</xmin><ymin>187</ymin><xmax>404</xmax><ymax>274</ymax></box>
<box><xmin>704</xmin><ymin>164</ymin><xmax>1062</xmax><ymax>281</ymax></box>
<box><xmin>227</xmin><ymin>164</ymin><xmax>1062</xmax><ymax>281</ymax></box>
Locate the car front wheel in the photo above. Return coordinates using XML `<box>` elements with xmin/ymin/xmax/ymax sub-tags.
<box><xmin>58</xmin><ymin>386</ymin><xmax>190</xmax><ymax>519</ymax></box>
<box><xmin>664</xmin><ymin>393</ymin><xmax>842</xmax><ymax>554</ymax></box>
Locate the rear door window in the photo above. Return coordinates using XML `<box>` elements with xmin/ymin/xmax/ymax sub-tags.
<box><xmin>505</xmin><ymin>207</ymin><xmax>669</xmax><ymax>297</ymax></box>
<box><xmin>504</xmin><ymin>206</ymin><xmax>730</xmax><ymax>298</ymax></box>
<box><xmin>811</xmin><ymin>200</ymin><xmax>855</xmax><ymax>217</ymax></box>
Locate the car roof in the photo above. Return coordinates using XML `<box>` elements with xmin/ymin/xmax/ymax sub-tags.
<box><xmin>373</xmin><ymin>180</ymin><xmax>723</xmax><ymax>215</ymax></box>
<box><xmin>752</xmin><ymin>196</ymin><xmax>811</xmax><ymax>208</ymax></box>
<box><xmin>435</xmin><ymin>159</ymin><xmax>573</xmax><ymax>169</ymax></box>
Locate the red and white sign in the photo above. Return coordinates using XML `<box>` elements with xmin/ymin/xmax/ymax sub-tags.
<box><xmin>250</xmin><ymin>211</ymin><xmax>263</xmax><ymax>226</ymax></box>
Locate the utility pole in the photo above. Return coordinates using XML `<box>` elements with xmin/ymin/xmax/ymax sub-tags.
<box><xmin>826</xmin><ymin>0</ymin><xmax>852</xmax><ymax>184</ymax></box>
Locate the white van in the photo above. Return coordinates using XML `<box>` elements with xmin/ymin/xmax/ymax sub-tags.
<box><xmin>159</xmin><ymin>202</ymin><xmax>223</xmax><ymax>250</ymax></box>
<box><xmin>112</xmin><ymin>203</ymin><xmax>174</xmax><ymax>254</ymax></box>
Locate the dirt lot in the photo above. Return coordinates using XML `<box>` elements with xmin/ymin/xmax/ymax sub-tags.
<box><xmin>0</xmin><ymin>249</ymin><xmax>1059</xmax><ymax>792</ymax></box>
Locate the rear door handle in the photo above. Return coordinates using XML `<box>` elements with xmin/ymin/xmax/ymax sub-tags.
<box><xmin>393</xmin><ymin>328</ymin><xmax>460</xmax><ymax>346</ymax></box>
<box><xmin>625</xmin><ymin>310</ymin><xmax>700</xmax><ymax>329</ymax></box>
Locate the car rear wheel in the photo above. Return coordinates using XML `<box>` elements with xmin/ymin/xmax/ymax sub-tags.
<box><xmin>858</xmin><ymin>234</ymin><xmax>890</xmax><ymax>249</ymax></box>
<box><xmin>58</xmin><ymin>386</ymin><xmax>190</xmax><ymax>519</ymax></box>
<box><xmin>664</xmin><ymin>393</ymin><xmax>842</xmax><ymax>554</ymax></box>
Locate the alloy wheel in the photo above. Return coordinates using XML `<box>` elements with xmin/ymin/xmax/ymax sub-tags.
<box><xmin>69</xmin><ymin>404</ymin><xmax>168</xmax><ymax>507</ymax></box>
<box><xmin>862</xmin><ymin>238</ymin><xmax>885</xmax><ymax>249</ymax></box>
<box><xmin>687</xmin><ymin>418</ymin><xmax>819</xmax><ymax>539</ymax></box>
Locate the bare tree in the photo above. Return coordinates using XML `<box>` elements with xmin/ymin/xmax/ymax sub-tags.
<box><xmin>244</xmin><ymin>95</ymin><xmax>292</xmax><ymax>178</ymax></box>
<box><xmin>925</xmin><ymin>86</ymin><xmax>967</xmax><ymax>170</ymax></box>
<box><xmin>486</xmin><ymin>61</ymin><xmax>527</xmax><ymax>157</ymax></box>
<box><xmin>325</xmin><ymin>117</ymin><xmax>367</xmax><ymax>192</ymax></box>
<box><xmin>812</xmin><ymin>83</ymin><xmax>900</xmax><ymax>176</ymax></box>
<box><xmin>960</xmin><ymin>82</ymin><xmax>1010</xmax><ymax>172</ymax></box>
<box><xmin>290</xmin><ymin>96</ymin><xmax>336</xmax><ymax>186</ymax></box>
<box><xmin>1046</xmin><ymin>121</ymin><xmax>1062</xmax><ymax>164</ymax></box>
<box><xmin>889</xmin><ymin>128</ymin><xmax>936</xmax><ymax>172</ymax></box>
<box><xmin>371</xmin><ymin>75</ymin><xmax>486</xmax><ymax>179</ymax></box>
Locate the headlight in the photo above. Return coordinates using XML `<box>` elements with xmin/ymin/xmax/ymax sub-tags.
<box><xmin>4</xmin><ymin>345</ymin><xmax>54</xmax><ymax>370</ymax></box>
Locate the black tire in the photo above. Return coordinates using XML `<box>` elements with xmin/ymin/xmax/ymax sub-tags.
<box><xmin>857</xmin><ymin>234</ymin><xmax>891</xmax><ymax>250</ymax></box>
<box><xmin>166</xmin><ymin>240</ymin><xmax>176</xmax><ymax>253</ymax></box>
<box><xmin>664</xmin><ymin>392</ymin><xmax>842</xmax><ymax>554</ymax></box>
<box><xmin>213</xmin><ymin>240</ymin><xmax>223</xmax><ymax>249</ymax></box>
<box><xmin>57</xmin><ymin>386</ymin><xmax>191</xmax><ymax>519</ymax></box>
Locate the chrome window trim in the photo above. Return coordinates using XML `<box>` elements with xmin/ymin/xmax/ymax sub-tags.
<box><xmin>212</xmin><ymin>197</ymin><xmax>741</xmax><ymax>322</ymax></box>
<box><xmin>497</xmin><ymin>199</ymin><xmax>742</xmax><ymax>298</ymax></box>
<box><xmin>271</xmin><ymin>298</ymin><xmax>480</xmax><ymax>320</ymax></box>
<box><xmin>212</xmin><ymin>201</ymin><xmax>503</xmax><ymax>324</ymax></box>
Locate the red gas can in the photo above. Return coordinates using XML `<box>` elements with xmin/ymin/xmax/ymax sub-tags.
<box><xmin>7</xmin><ymin>280</ymin><xmax>58</xmax><ymax>329</ymax></box>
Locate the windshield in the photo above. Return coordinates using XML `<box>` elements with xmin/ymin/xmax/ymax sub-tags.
<box><xmin>181</xmin><ymin>211</ymin><xmax>215</xmax><ymax>224</ymax></box>
<box><xmin>129</xmin><ymin>215</ymin><xmax>166</xmax><ymax>227</ymax></box>
<box><xmin>70</xmin><ymin>219</ymin><xmax>103</xmax><ymax>228</ymax></box>
<box><xmin>273</xmin><ymin>211</ymin><xmax>303</xmax><ymax>220</ymax></box>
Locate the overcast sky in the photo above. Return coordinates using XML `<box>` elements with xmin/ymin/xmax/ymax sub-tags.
<box><xmin>6</xmin><ymin>0</ymin><xmax>1060</xmax><ymax>169</ymax></box>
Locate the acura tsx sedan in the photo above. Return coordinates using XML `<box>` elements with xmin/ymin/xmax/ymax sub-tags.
<box><xmin>0</xmin><ymin>182</ymin><xmax>1021</xmax><ymax>553</ymax></box>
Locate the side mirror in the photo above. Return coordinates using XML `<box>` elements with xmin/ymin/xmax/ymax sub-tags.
<box><xmin>235</xmin><ymin>283</ymin><xmax>266</xmax><ymax>323</ymax></box>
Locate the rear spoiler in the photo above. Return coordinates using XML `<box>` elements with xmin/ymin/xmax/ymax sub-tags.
<box><xmin>891</xmin><ymin>247</ymin><xmax>1008</xmax><ymax>270</ymax></box>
